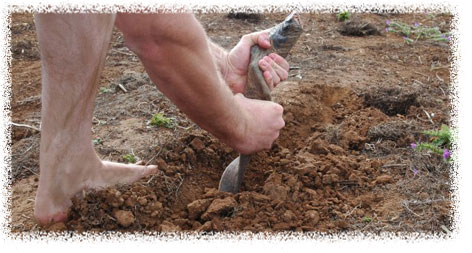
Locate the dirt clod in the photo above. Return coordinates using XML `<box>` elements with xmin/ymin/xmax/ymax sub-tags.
<box><xmin>187</xmin><ymin>199</ymin><xmax>212</xmax><ymax>220</ymax></box>
<box><xmin>201</xmin><ymin>197</ymin><xmax>237</xmax><ymax>221</ymax></box>
<box><xmin>375</xmin><ymin>175</ymin><xmax>393</xmax><ymax>185</ymax></box>
<box><xmin>114</xmin><ymin>210</ymin><xmax>135</xmax><ymax>227</ymax></box>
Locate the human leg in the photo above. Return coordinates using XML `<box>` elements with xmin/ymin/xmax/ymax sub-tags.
<box><xmin>34</xmin><ymin>13</ymin><xmax>157</xmax><ymax>225</ymax></box>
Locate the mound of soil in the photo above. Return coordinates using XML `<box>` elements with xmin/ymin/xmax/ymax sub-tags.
<box><xmin>9</xmin><ymin>12</ymin><xmax>453</xmax><ymax>235</ymax></box>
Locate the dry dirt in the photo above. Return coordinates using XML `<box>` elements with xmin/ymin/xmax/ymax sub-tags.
<box><xmin>8</xmin><ymin>12</ymin><xmax>453</xmax><ymax>235</ymax></box>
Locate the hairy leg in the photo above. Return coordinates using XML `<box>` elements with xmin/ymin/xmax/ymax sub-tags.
<box><xmin>34</xmin><ymin>14</ymin><xmax>157</xmax><ymax>225</ymax></box>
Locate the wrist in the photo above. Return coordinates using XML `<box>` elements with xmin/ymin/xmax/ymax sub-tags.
<box><xmin>209</xmin><ymin>42</ymin><xmax>231</xmax><ymax>82</ymax></box>
<box><xmin>223</xmin><ymin>94</ymin><xmax>251</xmax><ymax>153</ymax></box>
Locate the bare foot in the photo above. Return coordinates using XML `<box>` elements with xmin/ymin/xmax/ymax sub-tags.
<box><xmin>34</xmin><ymin>158</ymin><xmax>157</xmax><ymax>226</ymax></box>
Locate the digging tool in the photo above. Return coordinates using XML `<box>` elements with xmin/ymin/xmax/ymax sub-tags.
<box><xmin>219</xmin><ymin>12</ymin><xmax>303</xmax><ymax>193</ymax></box>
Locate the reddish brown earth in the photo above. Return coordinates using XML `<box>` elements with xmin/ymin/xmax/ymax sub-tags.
<box><xmin>9</xmin><ymin>12</ymin><xmax>453</xmax><ymax>235</ymax></box>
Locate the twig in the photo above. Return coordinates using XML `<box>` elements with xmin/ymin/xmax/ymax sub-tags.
<box><xmin>23</xmin><ymin>166</ymin><xmax>38</xmax><ymax>176</ymax></box>
<box><xmin>441</xmin><ymin>225</ymin><xmax>452</xmax><ymax>235</ymax></box>
<box><xmin>413</xmin><ymin>79</ymin><xmax>425</xmax><ymax>86</ymax></box>
<box><xmin>435</xmin><ymin>72</ymin><xmax>444</xmax><ymax>83</ymax></box>
<box><xmin>145</xmin><ymin>147</ymin><xmax>163</xmax><ymax>166</ymax></box>
<box><xmin>422</xmin><ymin>109</ymin><xmax>434</xmax><ymax>125</ymax></box>
<box><xmin>439</xmin><ymin>87</ymin><xmax>446</xmax><ymax>96</ymax></box>
<box><xmin>117</xmin><ymin>83</ymin><xmax>128</xmax><ymax>93</ymax></box>
<box><xmin>402</xmin><ymin>201</ymin><xmax>422</xmax><ymax>217</ymax></box>
<box><xmin>10</xmin><ymin>122</ymin><xmax>40</xmax><ymax>132</ymax></box>
<box><xmin>346</xmin><ymin>203</ymin><xmax>361</xmax><ymax>217</ymax></box>
<box><xmin>111</xmin><ymin>48</ymin><xmax>136</xmax><ymax>57</ymax></box>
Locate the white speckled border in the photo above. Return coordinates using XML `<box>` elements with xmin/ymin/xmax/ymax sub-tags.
<box><xmin>1</xmin><ymin>0</ymin><xmax>469</xmax><ymax>251</ymax></box>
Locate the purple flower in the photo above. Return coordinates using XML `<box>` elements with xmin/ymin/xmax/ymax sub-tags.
<box><xmin>386</xmin><ymin>20</ymin><xmax>391</xmax><ymax>26</ymax></box>
<box><xmin>447</xmin><ymin>36</ymin><xmax>451</xmax><ymax>41</ymax></box>
<box><xmin>414</xmin><ymin>22</ymin><xmax>419</xmax><ymax>28</ymax></box>
<box><xmin>443</xmin><ymin>149</ymin><xmax>451</xmax><ymax>160</ymax></box>
<box><xmin>411</xmin><ymin>143</ymin><xmax>417</xmax><ymax>149</ymax></box>
<box><xmin>385</xmin><ymin>28</ymin><xmax>389</xmax><ymax>32</ymax></box>
<box><xmin>413</xmin><ymin>168</ymin><xmax>419</xmax><ymax>176</ymax></box>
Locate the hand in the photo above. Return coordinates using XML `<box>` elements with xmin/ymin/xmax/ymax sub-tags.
<box><xmin>229</xmin><ymin>93</ymin><xmax>285</xmax><ymax>154</ymax></box>
<box><xmin>224</xmin><ymin>31</ymin><xmax>290</xmax><ymax>94</ymax></box>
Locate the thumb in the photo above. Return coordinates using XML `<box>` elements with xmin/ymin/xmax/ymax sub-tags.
<box><xmin>242</xmin><ymin>30</ymin><xmax>271</xmax><ymax>49</ymax></box>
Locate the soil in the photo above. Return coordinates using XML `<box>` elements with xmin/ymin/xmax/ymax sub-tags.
<box><xmin>8</xmin><ymin>12</ymin><xmax>453</xmax><ymax>235</ymax></box>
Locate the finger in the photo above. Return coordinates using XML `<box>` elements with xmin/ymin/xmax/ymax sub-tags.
<box><xmin>265</xmin><ymin>57</ymin><xmax>288</xmax><ymax>82</ymax></box>
<box><xmin>263</xmin><ymin>71</ymin><xmax>274</xmax><ymax>90</ymax></box>
<box><xmin>263</xmin><ymin>56</ymin><xmax>281</xmax><ymax>84</ymax></box>
<box><xmin>242</xmin><ymin>30</ymin><xmax>271</xmax><ymax>48</ymax></box>
<box><xmin>269</xmin><ymin>53</ymin><xmax>290</xmax><ymax>71</ymax></box>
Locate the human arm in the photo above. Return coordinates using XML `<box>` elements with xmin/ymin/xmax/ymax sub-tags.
<box><xmin>115</xmin><ymin>13</ymin><xmax>284</xmax><ymax>154</ymax></box>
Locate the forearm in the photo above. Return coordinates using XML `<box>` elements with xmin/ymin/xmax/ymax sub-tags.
<box><xmin>117</xmin><ymin>14</ymin><xmax>245</xmax><ymax>144</ymax></box>
<box><xmin>208</xmin><ymin>41</ymin><xmax>230</xmax><ymax>80</ymax></box>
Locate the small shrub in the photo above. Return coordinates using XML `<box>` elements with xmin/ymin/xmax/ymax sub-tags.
<box><xmin>150</xmin><ymin>113</ymin><xmax>173</xmax><ymax>128</ymax></box>
<box><xmin>337</xmin><ymin>11</ymin><xmax>351</xmax><ymax>22</ymax></box>
<box><xmin>122</xmin><ymin>153</ymin><xmax>137</xmax><ymax>164</ymax></box>
<box><xmin>385</xmin><ymin>20</ymin><xmax>450</xmax><ymax>44</ymax></box>
<box><xmin>412</xmin><ymin>124</ymin><xmax>453</xmax><ymax>162</ymax></box>
<box><xmin>92</xmin><ymin>138</ymin><xmax>103</xmax><ymax>145</ymax></box>
<box><xmin>99</xmin><ymin>86</ymin><xmax>114</xmax><ymax>93</ymax></box>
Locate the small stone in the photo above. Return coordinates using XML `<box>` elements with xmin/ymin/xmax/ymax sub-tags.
<box><xmin>184</xmin><ymin>147</ymin><xmax>196</xmax><ymax>162</ymax></box>
<box><xmin>190</xmin><ymin>137</ymin><xmax>205</xmax><ymax>151</ymax></box>
<box><xmin>151</xmin><ymin>201</ymin><xmax>163</xmax><ymax>211</ymax></box>
<box><xmin>304</xmin><ymin>188</ymin><xmax>318</xmax><ymax>199</ymax></box>
<box><xmin>114</xmin><ymin>210</ymin><xmax>135</xmax><ymax>227</ymax></box>
<box><xmin>187</xmin><ymin>199</ymin><xmax>212</xmax><ymax>220</ymax></box>
<box><xmin>282</xmin><ymin>210</ymin><xmax>296</xmax><ymax>222</ymax></box>
<box><xmin>198</xmin><ymin>221</ymin><xmax>213</xmax><ymax>231</ymax></box>
<box><xmin>322</xmin><ymin>174</ymin><xmax>333</xmax><ymax>184</ymax></box>
<box><xmin>156</xmin><ymin>157</ymin><xmax>167</xmax><ymax>170</ymax></box>
<box><xmin>159</xmin><ymin>221</ymin><xmax>181</xmax><ymax>232</ymax></box>
<box><xmin>375</xmin><ymin>174</ymin><xmax>393</xmax><ymax>185</ymax></box>
<box><xmin>305</xmin><ymin>210</ymin><xmax>320</xmax><ymax>225</ymax></box>
<box><xmin>137</xmin><ymin>197</ymin><xmax>148</xmax><ymax>206</ymax></box>
<box><xmin>125</xmin><ymin>196</ymin><xmax>137</xmax><ymax>207</ymax></box>
<box><xmin>335</xmin><ymin>220</ymin><xmax>349</xmax><ymax>229</ymax></box>
<box><xmin>151</xmin><ymin>211</ymin><xmax>160</xmax><ymax>217</ymax></box>
<box><xmin>280</xmin><ymin>158</ymin><xmax>290</xmax><ymax>166</ymax></box>
<box><xmin>311</xmin><ymin>139</ymin><xmax>329</xmax><ymax>155</ymax></box>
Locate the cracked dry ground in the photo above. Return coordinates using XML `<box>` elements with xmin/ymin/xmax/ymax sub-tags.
<box><xmin>9</xmin><ymin>12</ymin><xmax>453</xmax><ymax>235</ymax></box>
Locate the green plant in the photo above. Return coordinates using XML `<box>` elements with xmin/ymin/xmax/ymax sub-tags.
<box><xmin>412</xmin><ymin>124</ymin><xmax>452</xmax><ymax>161</ymax></box>
<box><xmin>385</xmin><ymin>20</ymin><xmax>450</xmax><ymax>44</ymax></box>
<box><xmin>99</xmin><ymin>86</ymin><xmax>114</xmax><ymax>93</ymax></box>
<box><xmin>362</xmin><ymin>216</ymin><xmax>372</xmax><ymax>222</ymax></box>
<box><xmin>92</xmin><ymin>138</ymin><xmax>103</xmax><ymax>145</ymax></box>
<box><xmin>337</xmin><ymin>11</ymin><xmax>351</xmax><ymax>22</ymax></box>
<box><xmin>122</xmin><ymin>153</ymin><xmax>137</xmax><ymax>163</ymax></box>
<box><xmin>150</xmin><ymin>113</ymin><xmax>173</xmax><ymax>128</ymax></box>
